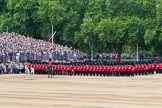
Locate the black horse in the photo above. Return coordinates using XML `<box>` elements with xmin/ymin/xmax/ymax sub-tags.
<box><xmin>46</xmin><ymin>65</ymin><xmax>54</xmax><ymax>78</ymax></box>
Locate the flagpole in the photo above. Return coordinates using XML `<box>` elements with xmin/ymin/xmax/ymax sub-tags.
<box><xmin>137</xmin><ymin>41</ymin><xmax>139</xmax><ymax>61</ymax></box>
<box><xmin>7</xmin><ymin>26</ymin><xmax>8</xmax><ymax>33</ymax></box>
<box><xmin>91</xmin><ymin>43</ymin><xmax>93</xmax><ymax>61</ymax></box>
<box><xmin>89</xmin><ymin>42</ymin><xmax>93</xmax><ymax>61</ymax></box>
<box><xmin>52</xmin><ymin>25</ymin><xmax>54</xmax><ymax>45</ymax></box>
<box><xmin>52</xmin><ymin>31</ymin><xmax>56</xmax><ymax>45</ymax></box>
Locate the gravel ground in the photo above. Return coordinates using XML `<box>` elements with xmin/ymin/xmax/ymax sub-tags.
<box><xmin>0</xmin><ymin>74</ymin><xmax>162</xmax><ymax>108</ymax></box>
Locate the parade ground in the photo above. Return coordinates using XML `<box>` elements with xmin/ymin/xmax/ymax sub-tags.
<box><xmin>0</xmin><ymin>74</ymin><xmax>162</xmax><ymax>108</ymax></box>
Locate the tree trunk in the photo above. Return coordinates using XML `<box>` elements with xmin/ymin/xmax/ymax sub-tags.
<box><xmin>117</xmin><ymin>44</ymin><xmax>122</xmax><ymax>63</ymax></box>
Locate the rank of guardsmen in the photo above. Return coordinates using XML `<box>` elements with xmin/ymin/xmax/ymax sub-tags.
<box><xmin>27</xmin><ymin>59</ymin><xmax>162</xmax><ymax>77</ymax></box>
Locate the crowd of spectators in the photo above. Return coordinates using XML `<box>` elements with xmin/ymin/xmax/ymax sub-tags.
<box><xmin>0</xmin><ymin>62</ymin><xmax>24</xmax><ymax>74</ymax></box>
<box><xmin>0</xmin><ymin>32</ymin><xmax>88</xmax><ymax>63</ymax></box>
<box><xmin>94</xmin><ymin>53</ymin><xmax>151</xmax><ymax>60</ymax></box>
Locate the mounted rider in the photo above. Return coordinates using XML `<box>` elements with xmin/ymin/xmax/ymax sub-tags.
<box><xmin>47</xmin><ymin>58</ymin><xmax>53</xmax><ymax>78</ymax></box>
<box><xmin>25</xmin><ymin>62</ymin><xmax>34</xmax><ymax>80</ymax></box>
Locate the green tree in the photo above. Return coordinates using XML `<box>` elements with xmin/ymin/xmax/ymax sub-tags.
<box><xmin>144</xmin><ymin>0</ymin><xmax>162</xmax><ymax>56</ymax></box>
<box><xmin>37</xmin><ymin>0</ymin><xmax>65</xmax><ymax>41</ymax></box>
<box><xmin>7</xmin><ymin>0</ymin><xmax>39</xmax><ymax>37</ymax></box>
<box><xmin>0</xmin><ymin>0</ymin><xmax>161</xmax><ymax>59</ymax></box>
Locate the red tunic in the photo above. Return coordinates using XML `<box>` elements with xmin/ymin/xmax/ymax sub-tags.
<box><xmin>48</xmin><ymin>61</ymin><xmax>52</xmax><ymax>66</ymax></box>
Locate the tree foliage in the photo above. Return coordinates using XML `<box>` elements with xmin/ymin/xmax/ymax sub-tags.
<box><xmin>0</xmin><ymin>0</ymin><xmax>162</xmax><ymax>60</ymax></box>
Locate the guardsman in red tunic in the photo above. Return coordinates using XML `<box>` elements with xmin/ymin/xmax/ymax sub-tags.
<box><xmin>117</xmin><ymin>65</ymin><xmax>121</xmax><ymax>76</ymax></box>
<box><xmin>91</xmin><ymin>64</ymin><xmax>95</xmax><ymax>76</ymax></box>
<box><xmin>43</xmin><ymin>63</ymin><xmax>47</xmax><ymax>74</ymax></box>
<box><xmin>89</xmin><ymin>64</ymin><xmax>92</xmax><ymax>76</ymax></box>
<box><xmin>55</xmin><ymin>63</ymin><xmax>59</xmax><ymax>75</ymax></box>
<box><xmin>122</xmin><ymin>65</ymin><xmax>126</xmax><ymax>76</ymax></box>
<box><xmin>127</xmin><ymin>65</ymin><xmax>130</xmax><ymax>76</ymax></box>
<box><xmin>63</xmin><ymin>63</ymin><xmax>67</xmax><ymax>75</ymax></box>
<box><xmin>98</xmin><ymin>64</ymin><xmax>102</xmax><ymax>76</ymax></box>
<box><xmin>137</xmin><ymin>64</ymin><xmax>141</xmax><ymax>75</ymax></box>
<box><xmin>85</xmin><ymin>64</ymin><xmax>89</xmax><ymax>76</ymax></box>
<box><xmin>113</xmin><ymin>65</ymin><xmax>118</xmax><ymax>76</ymax></box>
<box><xmin>59</xmin><ymin>63</ymin><xmax>63</xmax><ymax>75</ymax></box>
<box><xmin>142</xmin><ymin>64</ymin><xmax>145</xmax><ymax>75</ymax></box>
<box><xmin>48</xmin><ymin>58</ymin><xmax>52</xmax><ymax>67</ymax></box>
<box><xmin>64</xmin><ymin>63</ymin><xmax>67</xmax><ymax>75</ymax></box>
<box><xmin>151</xmin><ymin>63</ymin><xmax>155</xmax><ymax>74</ymax></box>
<box><xmin>125</xmin><ymin>65</ymin><xmax>129</xmax><ymax>76</ymax></box>
<box><xmin>93</xmin><ymin>63</ymin><xmax>96</xmax><ymax>76</ymax></box>
<box><xmin>109</xmin><ymin>65</ymin><xmax>112</xmax><ymax>76</ymax></box>
<box><xmin>82</xmin><ymin>64</ymin><xmax>86</xmax><ymax>76</ymax></box>
<box><xmin>37</xmin><ymin>63</ymin><xmax>41</xmax><ymax>74</ymax></box>
<box><xmin>155</xmin><ymin>62</ymin><xmax>160</xmax><ymax>73</ymax></box>
<box><xmin>76</xmin><ymin>64</ymin><xmax>80</xmax><ymax>76</ymax></box>
<box><xmin>34</xmin><ymin>63</ymin><xmax>38</xmax><ymax>74</ymax></box>
<box><xmin>56</xmin><ymin>63</ymin><xmax>59</xmax><ymax>75</ymax></box>
<box><xmin>78</xmin><ymin>63</ymin><xmax>83</xmax><ymax>75</ymax></box>
<box><xmin>144</xmin><ymin>63</ymin><xmax>148</xmax><ymax>75</ymax></box>
<box><xmin>147</xmin><ymin>63</ymin><xmax>151</xmax><ymax>74</ymax></box>
<box><xmin>84</xmin><ymin>63</ymin><xmax>88</xmax><ymax>76</ymax></box>
<box><xmin>59</xmin><ymin>63</ymin><xmax>62</xmax><ymax>75</ymax></box>
<box><xmin>73</xmin><ymin>64</ymin><xmax>77</xmax><ymax>76</ymax></box>
<box><xmin>39</xmin><ymin>63</ymin><xmax>43</xmax><ymax>74</ymax></box>
<box><xmin>134</xmin><ymin>64</ymin><xmax>138</xmax><ymax>75</ymax></box>
<box><xmin>101</xmin><ymin>64</ymin><xmax>106</xmax><ymax>76</ymax></box>
<box><xmin>53</xmin><ymin>63</ymin><xmax>56</xmax><ymax>75</ymax></box>
<box><xmin>104</xmin><ymin>65</ymin><xmax>108</xmax><ymax>76</ymax></box>
<box><xmin>96</xmin><ymin>64</ymin><xmax>100</xmax><ymax>76</ymax></box>
<box><xmin>131</xmin><ymin>65</ymin><xmax>135</xmax><ymax>76</ymax></box>
<box><xmin>70</xmin><ymin>63</ymin><xmax>74</xmax><ymax>76</ymax></box>
<box><xmin>121</xmin><ymin>65</ymin><xmax>124</xmax><ymax>76</ymax></box>
<box><xmin>110</xmin><ymin>65</ymin><xmax>114</xmax><ymax>76</ymax></box>
<box><xmin>160</xmin><ymin>62</ymin><xmax>162</xmax><ymax>73</ymax></box>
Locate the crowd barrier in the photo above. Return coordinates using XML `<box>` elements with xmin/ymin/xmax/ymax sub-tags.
<box><xmin>0</xmin><ymin>52</ymin><xmax>86</xmax><ymax>63</ymax></box>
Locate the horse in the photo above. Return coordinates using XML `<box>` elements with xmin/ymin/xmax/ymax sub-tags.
<box><xmin>25</xmin><ymin>65</ymin><xmax>34</xmax><ymax>80</ymax></box>
<box><xmin>46</xmin><ymin>65</ymin><xmax>53</xmax><ymax>78</ymax></box>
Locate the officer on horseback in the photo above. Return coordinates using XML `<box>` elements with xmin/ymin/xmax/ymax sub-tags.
<box><xmin>25</xmin><ymin>62</ymin><xmax>34</xmax><ymax>80</ymax></box>
<box><xmin>47</xmin><ymin>58</ymin><xmax>53</xmax><ymax>78</ymax></box>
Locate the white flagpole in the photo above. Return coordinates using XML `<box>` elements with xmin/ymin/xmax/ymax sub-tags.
<box><xmin>137</xmin><ymin>41</ymin><xmax>139</xmax><ymax>61</ymax></box>
<box><xmin>89</xmin><ymin>42</ymin><xmax>93</xmax><ymax>61</ymax></box>
<box><xmin>7</xmin><ymin>26</ymin><xmax>8</xmax><ymax>33</ymax></box>
<box><xmin>52</xmin><ymin>31</ymin><xmax>56</xmax><ymax>45</ymax></box>
<box><xmin>91</xmin><ymin>43</ymin><xmax>93</xmax><ymax>61</ymax></box>
<box><xmin>52</xmin><ymin>25</ymin><xmax>54</xmax><ymax>45</ymax></box>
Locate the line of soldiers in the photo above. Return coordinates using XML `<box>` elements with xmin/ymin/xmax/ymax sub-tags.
<box><xmin>28</xmin><ymin>60</ymin><xmax>162</xmax><ymax>77</ymax></box>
